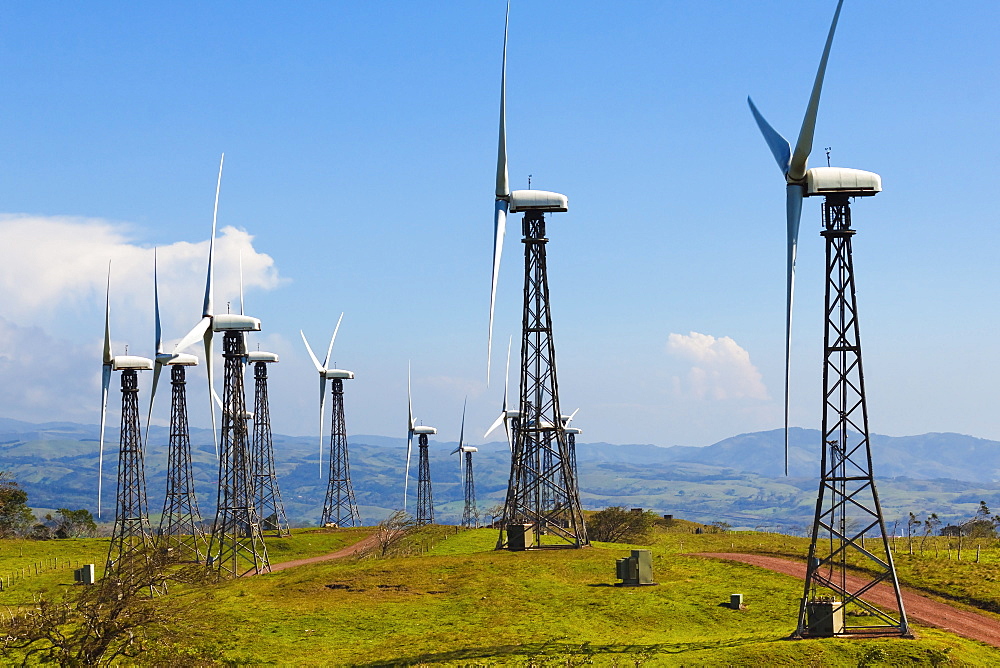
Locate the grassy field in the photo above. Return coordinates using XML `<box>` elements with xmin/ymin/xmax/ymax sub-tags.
<box><xmin>2</xmin><ymin>525</ymin><xmax>1000</xmax><ymax>665</ymax></box>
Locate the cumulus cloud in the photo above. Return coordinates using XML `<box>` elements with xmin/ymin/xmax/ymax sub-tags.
<box><xmin>0</xmin><ymin>214</ymin><xmax>283</xmax><ymax>345</ymax></box>
<box><xmin>666</xmin><ymin>331</ymin><xmax>768</xmax><ymax>401</ymax></box>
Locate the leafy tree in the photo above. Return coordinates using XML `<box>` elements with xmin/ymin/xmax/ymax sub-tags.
<box><xmin>906</xmin><ymin>512</ymin><xmax>920</xmax><ymax>554</ymax></box>
<box><xmin>588</xmin><ymin>506</ymin><xmax>657</xmax><ymax>543</ymax></box>
<box><xmin>962</xmin><ymin>501</ymin><xmax>999</xmax><ymax>538</ymax></box>
<box><xmin>921</xmin><ymin>513</ymin><xmax>941</xmax><ymax>552</ymax></box>
<box><xmin>0</xmin><ymin>473</ymin><xmax>35</xmax><ymax>538</ymax></box>
<box><xmin>44</xmin><ymin>509</ymin><xmax>98</xmax><ymax>539</ymax></box>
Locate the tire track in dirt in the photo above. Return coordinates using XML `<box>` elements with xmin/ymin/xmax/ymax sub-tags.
<box><xmin>692</xmin><ymin>552</ymin><xmax>1000</xmax><ymax>647</ymax></box>
<box><xmin>261</xmin><ymin>534</ymin><xmax>379</xmax><ymax>574</ymax></box>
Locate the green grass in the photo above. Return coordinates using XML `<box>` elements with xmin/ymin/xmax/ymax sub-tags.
<box><xmin>3</xmin><ymin>527</ymin><xmax>1000</xmax><ymax>665</ymax></box>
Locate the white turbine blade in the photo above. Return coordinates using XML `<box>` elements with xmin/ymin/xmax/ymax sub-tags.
<box><xmin>318</xmin><ymin>376</ymin><xmax>328</xmax><ymax>478</ymax></box>
<box><xmin>566</xmin><ymin>408</ymin><xmax>580</xmax><ymax>426</ymax></box>
<box><xmin>154</xmin><ymin>248</ymin><xmax>163</xmax><ymax>354</ymax></box>
<box><xmin>98</xmin><ymin>364</ymin><xmax>111</xmax><ymax>518</ymax></box>
<box><xmin>204</xmin><ymin>328</ymin><xmax>218</xmax><ymax>457</ymax></box>
<box><xmin>174</xmin><ymin>316</ymin><xmax>211</xmax><ymax>354</ymax></box>
<box><xmin>403</xmin><ymin>432</ymin><xmax>413</xmax><ymax>512</ymax></box>
<box><xmin>488</xmin><ymin>201</ymin><xmax>508</xmax><ymax>386</ymax></box>
<box><xmin>300</xmin><ymin>331</ymin><xmax>324</xmax><ymax>373</ymax></box>
<box><xmin>504</xmin><ymin>419</ymin><xmax>512</xmax><ymax>453</ymax></box>
<box><xmin>144</xmin><ymin>361</ymin><xmax>163</xmax><ymax>447</ymax></box>
<box><xmin>496</xmin><ymin>1</ymin><xmax>510</xmax><ymax>200</ymax></box>
<box><xmin>503</xmin><ymin>335</ymin><xmax>511</xmax><ymax>411</ymax></box>
<box><xmin>238</xmin><ymin>250</ymin><xmax>244</xmax><ymax>316</ymax></box>
<box><xmin>784</xmin><ymin>185</ymin><xmax>805</xmax><ymax>477</ymax></box>
<box><xmin>325</xmin><ymin>312</ymin><xmax>344</xmax><ymax>368</ymax></box>
<box><xmin>788</xmin><ymin>0</ymin><xmax>844</xmax><ymax>181</ymax></box>
<box><xmin>407</xmin><ymin>362</ymin><xmax>414</xmax><ymax>431</ymax></box>
<box><xmin>484</xmin><ymin>412</ymin><xmax>505</xmax><ymax>440</ymax></box>
<box><xmin>103</xmin><ymin>263</ymin><xmax>113</xmax><ymax>365</ymax></box>
<box><xmin>450</xmin><ymin>445</ymin><xmax>462</xmax><ymax>456</ymax></box>
<box><xmin>747</xmin><ymin>97</ymin><xmax>791</xmax><ymax>174</ymax></box>
<box><xmin>459</xmin><ymin>397</ymin><xmax>467</xmax><ymax>449</ymax></box>
<box><xmin>204</xmin><ymin>153</ymin><xmax>224</xmax><ymax>317</ymax></box>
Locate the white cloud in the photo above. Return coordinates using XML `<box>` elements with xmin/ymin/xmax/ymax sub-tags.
<box><xmin>666</xmin><ymin>331</ymin><xmax>768</xmax><ymax>401</ymax></box>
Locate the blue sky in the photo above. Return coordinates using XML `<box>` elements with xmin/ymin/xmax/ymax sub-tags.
<box><xmin>0</xmin><ymin>1</ymin><xmax>996</xmax><ymax>449</ymax></box>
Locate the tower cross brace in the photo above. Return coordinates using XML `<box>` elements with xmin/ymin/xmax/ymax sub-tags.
<box><xmin>497</xmin><ymin>211</ymin><xmax>588</xmax><ymax>549</ymax></box>
<box><xmin>795</xmin><ymin>195</ymin><xmax>909</xmax><ymax>637</ymax></box>
<box><xmin>321</xmin><ymin>377</ymin><xmax>360</xmax><ymax>527</ymax></box>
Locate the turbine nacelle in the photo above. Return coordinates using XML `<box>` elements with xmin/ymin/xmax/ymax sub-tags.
<box><xmin>247</xmin><ymin>351</ymin><xmax>279</xmax><ymax>364</ymax></box>
<box><xmin>155</xmin><ymin>352</ymin><xmax>198</xmax><ymax>367</ymax></box>
<box><xmin>321</xmin><ymin>369</ymin><xmax>354</xmax><ymax>380</ymax></box>
<box><xmin>213</xmin><ymin>314</ymin><xmax>262</xmax><ymax>332</ymax></box>
<box><xmin>413</xmin><ymin>426</ymin><xmax>437</xmax><ymax>436</ymax></box>
<box><xmin>805</xmin><ymin>167</ymin><xmax>881</xmax><ymax>198</ymax></box>
<box><xmin>508</xmin><ymin>190</ymin><xmax>569</xmax><ymax>213</ymax></box>
<box><xmin>112</xmin><ymin>356</ymin><xmax>154</xmax><ymax>371</ymax></box>
<box><xmin>565</xmin><ymin>427</ymin><xmax>582</xmax><ymax>436</ymax></box>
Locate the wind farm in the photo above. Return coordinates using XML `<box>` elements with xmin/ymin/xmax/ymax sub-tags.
<box><xmin>0</xmin><ymin>0</ymin><xmax>996</xmax><ymax>664</ymax></box>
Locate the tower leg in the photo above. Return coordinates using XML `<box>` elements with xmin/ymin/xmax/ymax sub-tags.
<box><xmin>497</xmin><ymin>211</ymin><xmax>588</xmax><ymax>549</ymax></box>
<box><xmin>321</xmin><ymin>378</ymin><xmax>361</xmax><ymax>527</ymax></box>
<box><xmin>207</xmin><ymin>332</ymin><xmax>270</xmax><ymax>577</ymax></box>
<box><xmin>795</xmin><ymin>196</ymin><xmax>909</xmax><ymax>638</ymax></box>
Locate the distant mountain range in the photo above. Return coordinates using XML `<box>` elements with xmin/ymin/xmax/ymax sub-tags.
<box><xmin>1</xmin><ymin>417</ymin><xmax>997</xmax><ymax>532</ymax></box>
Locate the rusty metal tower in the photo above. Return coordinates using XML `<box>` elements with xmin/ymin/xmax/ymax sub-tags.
<box><xmin>157</xmin><ymin>364</ymin><xmax>207</xmax><ymax>562</ymax></box>
<box><xmin>249</xmin><ymin>352</ymin><xmax>290</xmax><ymax>537</ymax></box>
<box><xmin>415</xmin><ymin>432</ymin><xmax>435</xmax><ymax>525</ymax></box>
<box><xmin>794</xmin><ymin>196</ymin><xmax>908</xmax><ymax>637</ymax></box>
<box><xmin>207</xmin><ymin>330</ymin><xmax>270</xmax><ymax>577</ymax></box>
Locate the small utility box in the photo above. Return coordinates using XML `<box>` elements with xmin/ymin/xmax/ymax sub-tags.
<box><xmin>506</xmin><ymin>524</ymin><xmax>534</xmax><ymax>551</ymax></box>
<box><xmin>73</xmin><ymin>564</ymin><xmax>96</xmax><ymax>585</ymax></box>
<box><xmin>615</xmin><ymin>550</ymin><xmax>656</xmax><ymax>586</ymax></box>
<box><xmin>806</xmin><ymin>599</ymin><xmax>844</xmax><ymax>636</ymax></box>
<box><xmin>730</xmin><ymin>593</ymin><xmax>744</xmax><ymax>610</ymax></box>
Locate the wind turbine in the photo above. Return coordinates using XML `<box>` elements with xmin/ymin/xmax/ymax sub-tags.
<box><xmin>405</xmin><ymin>365</ymin><xmax>437</xmax><ymax>524</ymax></box>
<box><xmin>173</xmin><ymin>154</ymin><xmax>261</xmax><ymax>455</ymax></box>
<box><xmin>100</xmin><ymin>264</ymin><xmax>157</xmax><ymax>586</ymax></box>
<box><xmin>451</xmin><ymin>400</ymin><xmax>479</xmax><ymax>528</ymax></box>
<box><xmin>487</xmin><ymin>3</ymin><xmax>587</xmax><ymax>550</ymax></box>
<box><xmin>147</xmin><ymin>251</ymin><xmax>206</xmax><ymax>563</ymax></box>
<box><xmin>749</xmin><ymin>0</ymin><xmax>907</xmax><ymax>638</ymax></box>
<box><xmin>301</xmin><ymin>314</ymin><xmax>360</xmax><ymax>528</ymax></box>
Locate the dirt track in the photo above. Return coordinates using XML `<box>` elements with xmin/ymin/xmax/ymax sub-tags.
<box><xmin>693</xmin><ymin>552</ymin><xmax>1000</xmax><ymax>648</ymax></box>
<box><xmin>263</xmin><ymin>534</ymin><xmax>379</xmax><ymax>574</ymax></box>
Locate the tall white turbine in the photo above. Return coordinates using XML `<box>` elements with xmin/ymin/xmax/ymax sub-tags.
<box><xmin>747</xmin><ymin>0</ymin><xmax>847</xmax><ymax>474</ymax></box>
<box><xmin>405</xmin><ymin>364</ymin><xmax>437</xmax><ymax>516</ymax></box>
<box><xmin>173</xmin><ymin>154</ymin><xmax>261</xmax><ymax>454</ymax></box>
<box><xmin>301</xmin><ymin>312</ymin><xmax>350</xmax><ymax>476</ymax></box>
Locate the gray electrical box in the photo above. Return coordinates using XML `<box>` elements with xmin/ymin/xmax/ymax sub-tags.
<box><xmin>73</xmin><ymin>564</ymin><xmax>96</xmax><ymax>585</ymax></box>
<box><xmin>506</xmin><ymin>524</ymin><xmax>534</xmax><ymax>551</ymax></box>
<box><xmin>806</xmin><ymin>599</ymin><xmax>844</xmax><ymax>636</ymax></box>
<box><xmin>615</xmin><ymin>550</ymin><xmax>656</xmax><ymax>586</ymax></box>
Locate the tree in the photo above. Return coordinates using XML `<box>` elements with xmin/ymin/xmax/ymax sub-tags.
<box><xmin>587</xmin><ymin>507</ymin><xmax>657</xmax><ymax>543</ymax></box>
<box><xmin>0</xmin><ymin>474</ymin><xmax>34</xmax><ymax>538</ymax></box>
<box><xmin>961</xmin><ymin>501</ymin><xmax>1000</xmax><ymax>538</ymax></box>
<box><xmin>372</xmin><ymin>510</ymin><xmax>417</xmax><ymax>557</ymax></box>
<box><xmin>906</xmin><ymin>512</ymin><xmax>920</xmax><ymax>555</ymax></box>
<box><xmin>44</xmin><ymin>509</ymin><xmax>98</xmax><ymax>539</ymax></box>
<box><xmin>921</xmin><ymin>513</ymin><xmax>941</xmax><ymax>552</ymax></box>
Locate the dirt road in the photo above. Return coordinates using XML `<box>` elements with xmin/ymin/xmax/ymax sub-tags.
<box><xmin>692</xmin><ymin>552</ymin><xmax>1000</xmax><ymax>647</ymax></box>
<box><xmin>263</xmin><ymin>534</ymin><xmax>379</xmax><ymax>574</ymax></box>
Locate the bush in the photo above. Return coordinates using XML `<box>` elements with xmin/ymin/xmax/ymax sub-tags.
<box><xmin>588</xmin><ymin>506</ymin><xmax>657</xmax><ymax>543</ymax></box>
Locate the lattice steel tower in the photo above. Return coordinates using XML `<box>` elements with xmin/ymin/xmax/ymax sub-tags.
<box><xmin>321</xmin><ymin>376</ymin><xmax>360</xmax><ymax>527</ymax></box>
<box><xmin>415</xmin><ymin>431</ymin><xmax>435</xmax><ymax>525</ymax></box>
<box><xmin>495</xmin><ymin>211</ymin><xmax>588</xmax><ymax>549</ymax></box>
<box><xmin>207</xmin><ymin>330</ymin><xmax>270</xmax><ymax>577</ymax></box>
<box><xmin>460</xmin><ymin>448</ymin><xmax>479</xmax><ymax>528</ymax></box>
<box><xmin>249</xmin><ymin>351</ymin><xmax>290</xmax><ymax>537</ymax></box>
<box><xmin>157</xmin><ymin>364</ymin><xmax>207</xmax><ymax>562</ymax></box>
<box><xmin>794</xmin><ymin>195</ymin><xmax>908</xmax><ymax>637</ymax></box>
<box><xmin>106</xmin><ymin>368</ymin><xmax>158</xmax><ymax>585</ymax></box>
